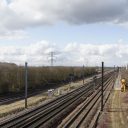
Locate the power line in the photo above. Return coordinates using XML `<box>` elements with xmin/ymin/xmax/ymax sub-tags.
<box><xmin>47</xmin><ymin>51</ymin><xmax>58</xmax><ymax>67</ymax></box>
<box><xmin>50</xmin><ymin>52</ymin><xmax>55</xmax><ymax>67</ymax></box>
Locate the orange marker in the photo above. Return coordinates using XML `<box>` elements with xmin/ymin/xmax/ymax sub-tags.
<box><xmin>121</xmin><ymin>78</ymin><xmax>126</xmax><ymax>92</ymax></box>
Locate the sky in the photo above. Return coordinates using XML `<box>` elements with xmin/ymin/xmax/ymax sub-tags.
<box><xmin>0</xmin><ymin>0</ymin><xmax>128</xmax><ymax>66</ymax></box>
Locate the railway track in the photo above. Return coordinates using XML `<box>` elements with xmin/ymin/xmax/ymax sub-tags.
<box><xmin>0</xmin><ymin>71</ymin><xmax>115</xmax><ymax>128</ymax></box>
<box><xmin>0</xmin><ymin>92</ymin><xmax>41</xmax><ymax>105</ymax></box>
<box><xmin>0</xmin><ymin>96</ymin><xmax>23</xmax><ymax>105</ymax></box>
<box><xmin>0</xmin><ymin>71</ymin><xmax>110</xmax><ymax>105</ymax></box>
<box><xmin>59</xmin><ymin>73</ymin><xmax>115</xmax><ymax>128</ymax></box>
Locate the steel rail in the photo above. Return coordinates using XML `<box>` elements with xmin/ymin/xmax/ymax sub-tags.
<box><xmin>0</xmin><ymin>71</ymin><xmax>114</xmax><ymax>128</ymax></box>
<box><xmin>61</xmin><ymin>74</ymin><xmax>114</xmax><ymax>128</ymax></box>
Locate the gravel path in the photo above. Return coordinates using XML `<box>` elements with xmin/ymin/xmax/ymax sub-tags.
<box><xmin>97</xmin><ymin>72</ymin><xmax>128</xmax><ymax>128</ymax></box>
<box><xmin>114</xmin><ymin>73</ymin><xmax>121</xmax><ymax>90</ymax></box>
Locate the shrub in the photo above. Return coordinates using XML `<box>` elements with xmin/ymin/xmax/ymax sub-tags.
<box><xmin>0</xmin><ymin>63</ymin><xmax>97</xmax><ymax>94</ymax></box>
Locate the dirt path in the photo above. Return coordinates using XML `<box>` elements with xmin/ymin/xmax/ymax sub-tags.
<box><xmin>110</xmin><ymin>90</ymin><xmax>128</xmax><ymax>128</ymax></box>
<box><xmin>97</xmin><ymin>72</ymin><xmax>128</xmax><ymax>128</ymax></box>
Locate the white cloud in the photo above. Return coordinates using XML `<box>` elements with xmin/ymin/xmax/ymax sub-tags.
<box><xmin>0</xmin><ymin>0</ymin><xmax>128</xmax><ymax>39</ymax></box>
<box><xmin>0</xmin><ymin>40</ymin><xmax>58</xmax><ymax>66</ymax></box>
<box><xmin>0</xmin><ymin>30</ymin><xmax>28</xmax><ymax>40</ymax></box>
<box><xmin>1</xmin><ymin>1</ymin><xmax>128</xmax><ymax>66</ymax></box>
<box><xmin>0</xmin><ymin>0</ymin><xmax>128</xmax><ymax>31</ymax></box>
<box><xmin>0</xmin><ymin>40</ymin><xmax>128</xmax><ymax>66</ymax></box>
<box><xmin>8</xmin><ymin>0</ymin><xmax>128</xmax><ymax>25</ymax></box>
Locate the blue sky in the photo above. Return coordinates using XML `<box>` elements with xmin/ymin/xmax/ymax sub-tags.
<box><xmin>0</xmin><ymin>0</ymin><xmax>128</xmax><ymax>66</ymax></box>
<box><xmin>27</xmin><ymin>23</ymin><xmax>123</xmax><ymax>44</ymax></box>
<box><xmin>1</xmin><ymin>23</ymin><xmax>128</xmax><ymax>45</ymax></box>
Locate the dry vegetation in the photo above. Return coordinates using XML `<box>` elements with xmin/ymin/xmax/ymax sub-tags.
<box><xmin>0</xmin><ymin>76</ymin><xmax>92</xmax><ymax>119</ymax></box>
<box><xmin>0</xmin><ymin>62</ymin><xmax>97</xmax><ymax>94</ymax></box>
<box><xmin>0</xmin><ymin>93</ymin><xmax>48</xmax><ymax>118</ymax></box>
